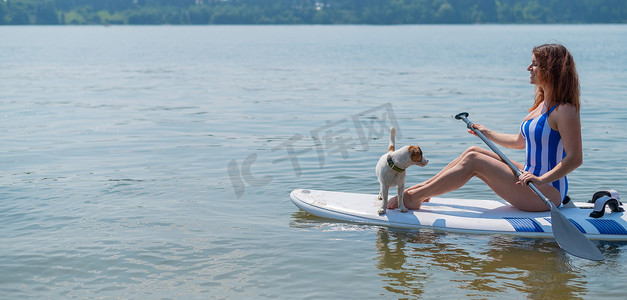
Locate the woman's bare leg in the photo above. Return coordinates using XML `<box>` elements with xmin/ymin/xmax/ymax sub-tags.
<box><xmin>410</xmin><ymin>146</ymin><xmax>506</xmax><ymax>189</ymax></box>
<box><xmin>389</xmin><ymin>147</ymin><xmax>500</xmax><ymax>204</ymax></box>
<box><xmin>387</xmin><ymin>146</ymin><xmax>561</xmax><ymax>212</ymax></box>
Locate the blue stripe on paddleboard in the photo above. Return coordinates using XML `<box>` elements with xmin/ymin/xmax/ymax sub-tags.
<box><xmin>544</xmin><ymin>217</ymin><xmax>587</xmax><ymax>233</ymax></box>
<box><xmin>504</xmin><ymin>217</ymin><xmax>544</xmax><ymax>232</ymax></box>
<box><xmin>587</xmin><ymin>219</ymin><xmax>627</xmax><ymax>235</ymax></box>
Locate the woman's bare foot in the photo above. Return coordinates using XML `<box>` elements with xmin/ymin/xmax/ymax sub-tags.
<box><xmin>386</xmin><ymin>195</ymin><xmax>400</xmax><ymax>209</ymax></box>
<box><xmin>387</xmin><ymin>191</ymin><xmax>430</xmax><ymax>210</ymax></box>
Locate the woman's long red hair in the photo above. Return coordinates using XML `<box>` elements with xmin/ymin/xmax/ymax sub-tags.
<box><xmin>529</xmin><ymin>44</ymin><xmax>581</xmax><ymax>112</ymax></box>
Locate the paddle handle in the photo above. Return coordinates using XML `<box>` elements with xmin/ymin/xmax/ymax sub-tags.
<box><xmin>454</xmin><ymin>112</ymin><xmax>555</xmax><ymax>209</ymax></box>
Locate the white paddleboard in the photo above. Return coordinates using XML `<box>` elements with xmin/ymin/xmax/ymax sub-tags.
<box><xmin>290</xmin><ymin>189</ymin><xmax>627</xmax><ymax>241</ymax></box>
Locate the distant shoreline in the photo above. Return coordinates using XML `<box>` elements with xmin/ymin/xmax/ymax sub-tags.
<box><xmin>2</xmin><ymin>23</ymin><xmax>626</xmax><ymax>26</ymax></box>
<box><xmin>2</xmin><ymin>0</ymin><xmax>626</xmax><ymax>26</ymax></box>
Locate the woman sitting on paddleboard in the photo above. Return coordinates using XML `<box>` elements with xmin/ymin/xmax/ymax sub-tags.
<box><xmin>388</xmin><ymin>44</ymin><xmax>582</xmax><ymax>212</ymax></box>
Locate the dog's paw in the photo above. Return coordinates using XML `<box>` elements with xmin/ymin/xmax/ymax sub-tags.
<box><xmin>378</xmin><ymin>208</ymin><xmax>386</xmax><ymax>215</ymax></box>
<box><xmin>377</xmin><ymin>194</ymin><xmax>383</xmax><ymax>200</ymax></box>
<box><xmin>399</xmin><ymin>207</ymin><xmax>408</xmax><ymax>213</ymax></box>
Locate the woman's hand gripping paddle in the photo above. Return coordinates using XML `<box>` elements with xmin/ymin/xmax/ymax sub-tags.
<box><xmin>455</xmin><ymin>112</ymin><xmax>603</xmax><ymax>261</ymax></box>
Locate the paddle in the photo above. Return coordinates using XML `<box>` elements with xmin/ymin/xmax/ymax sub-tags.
<box><xmin>454</xmin><ymin>112</ymin><xmax>603</xmax><ymax>261</ymax></box>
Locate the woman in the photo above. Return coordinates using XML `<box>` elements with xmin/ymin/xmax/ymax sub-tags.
<box><xmin>388</xmin><ymin>44</ymin><xmax>582</xmax><ymax>212</ymax></box>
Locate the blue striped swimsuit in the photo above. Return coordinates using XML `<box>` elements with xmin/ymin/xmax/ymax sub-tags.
<box><xmin>520</xmin><ymin>105</ymin><xmax>568</xmax><ymax>201</ymax></box>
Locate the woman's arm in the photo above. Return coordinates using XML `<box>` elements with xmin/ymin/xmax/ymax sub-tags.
<box><xmin>539</xmin><ymin>104</ymin><xmax>583</xmax><ymax>183</ymax></box>
<box><xmin>469</xmin><ymin>124</ymin><xmax>525</xmax><ymax>149</ymax></box>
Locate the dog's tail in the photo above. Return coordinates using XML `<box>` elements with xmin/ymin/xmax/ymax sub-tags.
<box><xmin>388</xmin><ymin>126</ymin><xmax>396</xmax><ymax>152</ymax></box>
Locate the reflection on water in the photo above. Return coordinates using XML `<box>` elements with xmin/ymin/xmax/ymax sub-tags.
<box><xmin>291</xmin><ymin>208</ymin><xmax>614</xmax><ymax>299</ymax></box>
<box><xmin>374</xmin><ymin>228</ymin><xmax>585</xmax><ymax>298</ymax></box>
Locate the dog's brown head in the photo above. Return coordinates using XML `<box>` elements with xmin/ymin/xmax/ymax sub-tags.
<box><xmin>409</xmin><ymin>146</ymin><xmax>429</xmax><ymax>167</ymax></box>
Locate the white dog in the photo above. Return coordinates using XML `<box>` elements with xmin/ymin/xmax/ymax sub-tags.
<box><xmin>375</xmin><ymin>127</ymin><xmax>428</xmax><ymax>215</ymax></box>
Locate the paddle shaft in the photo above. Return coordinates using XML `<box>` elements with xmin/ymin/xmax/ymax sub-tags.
<box><xmin>454</xmin><ymin>112</ymin><xmax>554</xmax><ymax>209</ymax></box>
<box><xmin>454</xmin><ymin>112</ymin><xmax>603</xmax><ymax>261</ymax></box>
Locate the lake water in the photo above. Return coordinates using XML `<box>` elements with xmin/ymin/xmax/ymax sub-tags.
<box><xmin>1</xmin><ymin>25</ymin><xmax>627</xmax><ymax>299</ymax></box>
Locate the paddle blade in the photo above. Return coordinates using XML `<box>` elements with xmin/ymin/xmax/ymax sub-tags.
<box><xmin>550</xmin><ymin>206</ymin><xmax>604</xmax><ymax>261</ymax></box>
